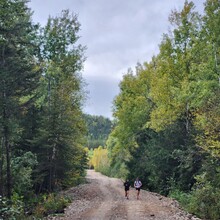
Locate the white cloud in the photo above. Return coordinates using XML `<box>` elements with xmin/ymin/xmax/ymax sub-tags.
<box><xmin>29</xmin><ymin>0</ymin><xmax>205</xmax><ymax>119</ymax></box>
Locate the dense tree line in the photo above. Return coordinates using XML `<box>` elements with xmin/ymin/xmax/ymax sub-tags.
<box><xmin>84</xmin><ymin>114</ymin><xmax>112</xmax><ymax>149</ymax></box>
<box><xmin>0</xmin><ymin>0</ymin><xmax>87</xmax><ymax>218</ymax></box>
<box><xmin>97</xmin><ymin>1</ymin><xmax>220</xmax><ymax>219</ymax></box>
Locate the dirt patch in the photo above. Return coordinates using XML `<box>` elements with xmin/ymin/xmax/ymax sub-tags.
<box><xmin>49</xmin><ymin>170</ymin><xmax>201</xmax><ymax>220</ymax></box>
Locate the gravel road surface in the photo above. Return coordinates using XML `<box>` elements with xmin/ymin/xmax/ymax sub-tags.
<box><xmin>50</xmin><ymin>170</ymin><xmax>201</xmax><ymax>220</ymax></box>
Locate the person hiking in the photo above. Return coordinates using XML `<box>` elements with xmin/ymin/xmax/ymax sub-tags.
<box><xmin>124</xmin><ymin>179</ymin><xmax>130</xmax><ymax>199</ymax></box>
<box><xmin>134</xmin><ymin>177</ymin><xmax>142</xmax><ymax>200</ymax></box>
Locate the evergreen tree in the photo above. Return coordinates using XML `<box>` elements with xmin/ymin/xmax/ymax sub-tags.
<box><xmin>0</xmin><ymin>0</ymin><xmax>40</xmax><ymax>198</ymax></box>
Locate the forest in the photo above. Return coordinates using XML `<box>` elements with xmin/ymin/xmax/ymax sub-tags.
<box><xmin>0</xmin><ymin>0</ymin><xmax>88</xmax><ymax>218</ymax></box>
<box><xmin>1</xmin><ymin>0</ymin><xmax>220</xmax><ymax>219</ymax></box>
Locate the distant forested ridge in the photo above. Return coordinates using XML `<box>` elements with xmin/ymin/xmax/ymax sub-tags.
<box><xmin>84</xmin><ymin>114</ymin><xmax>112</xmax><ymax>149</ymax></box>
<box><xmin>0</xmin><ymin>0</ymin><xmax>87</xmax><ymax>218</ymax></box>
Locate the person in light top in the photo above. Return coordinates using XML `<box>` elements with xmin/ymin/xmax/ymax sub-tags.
<box><xmin>134</xmin><ymin>177</ymin><xmax>142</xmax><ymax>200</ymax></box>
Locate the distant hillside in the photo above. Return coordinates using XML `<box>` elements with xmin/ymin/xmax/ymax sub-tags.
<box><xmin>84</xmin><ymin>114</ymin><xmax>113</xmax><ymax>149</ymax></box>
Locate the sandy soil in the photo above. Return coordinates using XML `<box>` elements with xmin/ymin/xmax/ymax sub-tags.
<box><xmin>49</xmin><ymin>170</ymin><xmax>201</xmax><ymax>220</ymax></box>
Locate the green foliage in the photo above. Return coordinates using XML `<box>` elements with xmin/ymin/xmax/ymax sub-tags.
<box><xmin>169</xmin><ymin>189</ymin><xmax>192</xmax><ymax>210</ymax></box>
<box><xmin>189</xmin><ymin>183</ymin><xmax>220</xmax><ymax>220</ymax></box>
<box><xmin>0</xmin><ymin>193</ymin><xmax>70</xmax><ymax>219</ymax></box>
<box><xmin>87</xmin><ymin>148</ymin><xmax>94</xmax><ymax>169</ymax></box>
<box><xmin>33</xmin><ymin>193</ymin><xmax>71</xmax><ymax>218</ymax></box>
<box><xmin>0</xmin><ymin>193</ymin><xmax>24</xmax><ymax>220</ymax></box>
<box><xmin>0</xmin><ymin>0</ymin><xmax>40</xmax><ymax>198</ymax></box>
<box><xmin>11</xmin><ymin>152</ymin><xmax>37</xmax><ymax>196</ymax></box>
<box><xmin>110</xmin><ymin>161</ymin><xmax>129</xmax><ymax>179</ymax></box>
<box><xmin>0</xmin><ymin>2</ymin><xmax>87</xmax><ymax>218</ymax></box>
<box><xmin>29</xmin><ymin>9</ymin><xmax>87</xmax><ymax>193</ymax></box>
<box><xmin>84</xmin><ymin>114</ymin><xmax>112</xmax><ymax>149</ymax></box>
<box><xmin>184</xmin><ymin>157</ymin><xmax>220</xmax><ymax>219</ymax></box>
<box><xmin>107</xmin><ymin>1</ymin><xmax>220</xmax><ymax>219</ymax></box>
<box><xmin>170</xmin><ymin>171</ymin><xmax>220</xmax><ymax>220</ymax></box>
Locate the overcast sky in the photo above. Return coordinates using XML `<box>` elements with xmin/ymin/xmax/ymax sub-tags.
<box><xmin>28</xmin><ymin>0</ymin><xmax>205</xmax><ymax>119</ymax></box>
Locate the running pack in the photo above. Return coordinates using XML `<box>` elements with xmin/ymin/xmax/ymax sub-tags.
<box><xmin>134</xmin><ymin>180</ymin><xmax>142</xmax><ymax>188</ymax></box>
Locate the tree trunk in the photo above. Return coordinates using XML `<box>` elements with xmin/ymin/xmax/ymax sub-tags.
<box><xmin>0</xmin><ymin>137</ymin><xmax>4</xmax><ymax>196</ymax></box>
<box><xmin>2</xmin><ymin>81</ymin><xmax>11</xmax><ymax>199</ymax></box>
<box><xmin>3</xmin><ymin>109</ymin><xmax>11</xmax><ymax>199</ymax></box>
<box><xmin>5</xmin><ymin>137</ymin><xmax>11</xmax><ymax>199</ymax></box>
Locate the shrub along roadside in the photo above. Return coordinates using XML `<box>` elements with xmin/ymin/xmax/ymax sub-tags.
<box><xmin>0</xmin><ymin>193</ymin><xmax>24</xmax><ymax>220</ymax></box>
<box><xmin>0</xmin><ymin>193</ymin><xmax>71</xmax><ymax>219</ymax></box>
<box><xmin>33</xmin><ymin>193</ymin><xmax>71</xmax><ymax>218</ymax></box>
<box><xmin>169</xmin><ymin>185</ymin><xmax>220</xmax><ymax>220</ymax></box>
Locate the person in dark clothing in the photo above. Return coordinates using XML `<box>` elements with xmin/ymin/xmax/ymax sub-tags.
<box><xmin>124</xmin><ymin>180</ymin><xmax>130</xmax><ymax>199</ymax></box>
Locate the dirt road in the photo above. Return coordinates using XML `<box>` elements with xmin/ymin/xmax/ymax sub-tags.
<box><xmin>51</xmin><ymin>170</ymin><xmax>201</xmax><ymax>220</ymax></box>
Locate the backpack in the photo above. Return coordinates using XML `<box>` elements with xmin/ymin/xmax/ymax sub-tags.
<box><xmin>135</xmin><ymin>180</ymin><xmax>142</xmax><ymax>188</ymax></box>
